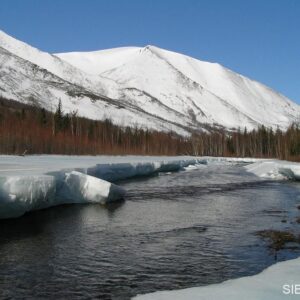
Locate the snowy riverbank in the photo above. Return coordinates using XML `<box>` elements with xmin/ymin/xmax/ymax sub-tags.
<box><xmin>203</xmin><ymin>156</ymin><xmax>300</xmax><ymax>181</ymax></box>
<box><xmin>133</xmin><ymin>257</ymin><xmax>300</xmax><ymax>300</ymax></box>
<box><xmin>0</xmin><ymin>155</ymin><xmax>198</xmax><ymax>218</ymax></box>
<box><xmin>245</xmin><ymin>159</ymin><xmax>300</xmax><ymax>180</ymax></box>
<box><xmin>1</xmin><ymin>155</ymin><xmax>300</xmax><ymax>219</ymax></box>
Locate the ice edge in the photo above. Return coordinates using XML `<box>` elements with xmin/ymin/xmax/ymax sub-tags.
<box><xmin>0</xmin><ymin>159</ymin><xmax>197</xmax><ymax>219</ymax></box>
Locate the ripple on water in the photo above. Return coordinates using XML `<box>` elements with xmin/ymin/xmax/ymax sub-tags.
<box><xmin>1</xmin><ymin>165</ymin><xmax>300</xmax><ymax>299</ymax></box>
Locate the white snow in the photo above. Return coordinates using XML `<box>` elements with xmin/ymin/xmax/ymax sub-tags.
<box><xmin>0</xmin><ymin>155</ymin><xmax>198</xmax><ymax>219</ymax></box>
<box><xmin>58</xmin><ymin>171</ymin><xmax>126</xmax><ymax>204</ymax></box>
<box><xmin>0</xmin><ymin>30</ymin><xmax>113</xmax><ymax>96</ymax></box>
<box><xmin>133</xmin><ymin>257</ymin><xmax>300</xmax><ymax>300</ymax></box>
<box><xmin>198</xmin><ymin>156</ymin><xmax>263</xmax><ymax>164</ymax></box>
<box><xmin>0</xmin><ymin>172</ymin><xmax>125</xmax><ymax>219</ymax></box>
<box><xmin>0</xmin><ymin>175</ymin><xmax>57</xmax><ymax>219</ymax></box>
<box><xmin>2</xmin><ymin>155</ymin><xmax>300</xmax><ymax>219</ymax></box>
<box><xmin>245</xmin><ymin>160</ymin><xmax>300</xmax><ymax>180</ymax></box>
<box><xmin>196</xmin><ymin>157</ymin><xmax>300</xmax><ymax>181</ymax></box>
<box><xmin>1</xmin><ymin>29</ymin><xmax>299</xmax><ymax>134</ymax></box>
<box><xmin>56</xmin><ymin>47</ymin><xmax>141</xmax><ymax>75</ymax></box>
<box><xmin>56</xmin><ymin>45</ymin><xmax>300</xmax><ymax>131</ymax></box>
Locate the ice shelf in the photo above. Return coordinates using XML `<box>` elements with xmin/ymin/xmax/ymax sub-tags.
<box><xmin>0</xmin><ymin>155</ymin><xmax>198</xmax><ymax>219</ymax></box>
<box><xmin>1</xmin><ymin>155</ymin><xmax>300</xmax><ymax>219</ymax></box>
<box><xmin>245</xmin><ymin>159</ymin><xmax>300</xmax><ymax>180</ymax></box>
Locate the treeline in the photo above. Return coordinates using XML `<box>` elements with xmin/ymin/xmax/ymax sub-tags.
<box><xmin>0</xmin><ymin>98</ymin><xmax>190</xmax><ymax>155</ymax></box>
<box><xmin>191</xmin><ymin>126</ymin><xmax>300</xmax><ymax>161</ymax></box>
<box><xmin>1</xmin><ymin>96</ymin><xmax>300</xmax><ymax>161</ymax></box>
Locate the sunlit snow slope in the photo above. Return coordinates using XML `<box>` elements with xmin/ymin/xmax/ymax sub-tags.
<box><xmin>58</xmin><ymin>46</ymin><xmax>300</xmax><ymax>131</ymax></box>
<box><xmin>0</xmin><ymin>29</ymin><xmax>299</xmax><ymax>134</ymax></box>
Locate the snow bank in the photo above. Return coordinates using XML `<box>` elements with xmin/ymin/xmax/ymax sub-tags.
<box><xmin>86</xmin><ymin>159</ymin><xmax>197</xmax><ymax>182</ymax></box>
<box><xmin>0</xmin><ymin>156</ymin><xmax>198</xmax><ymax>219</ymax></box>
<box><xmin>133</xmin><ymin>257</ymin><xmax>300</xmax><ymax>300</ymax></box>
<box><xmin>2</xmin><ymin>155</ymin><xmax>299</xmax><ymax>219</ymax></box>
<box><xmin>58</xmin><ymin>171</ymin><xmax>125</xmax><ymax>204</ymax></box>
<box><xmin>0</xmin><ymin>172</ymin><xmax>125</xmax><ymax>219</ymax></box>
<box><xmin>245</xmin><ymin>160</ymin><xmax>300</xmax><ymax>180</ymax></box>
<box><xmin>196</xmin><ymin>157</ymin><xmax>300</xmax><ymax>181</ymax></box>
<box><xmin>0</xmin><ymin>175</ymin><xmax>57</xmax><ymax>219</ymax></box>
<box><xmin>198</xmin><ymin>156</ymin><xmax>263</xmax><ymax>164</ymax></box>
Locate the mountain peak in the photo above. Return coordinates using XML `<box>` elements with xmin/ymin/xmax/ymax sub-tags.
<box><xmin>143</xmin><ymin>44</ymin><xmax>156</xmax><ymax>50</ymax></box>
<box><xmin>0</xmin><ymin>29</ymin><xmax>299</xmax><ymax>134</ymax></box>
<box><xmin>139</xmin><ymin>45</ymin><xmax>160</xmax><ymax>55</ymax></box>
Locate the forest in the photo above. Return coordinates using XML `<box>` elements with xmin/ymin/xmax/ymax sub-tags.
<box><xmin>0</xmin><ymin>96</ymin><xmax>300</xmax><ymax>161</ymax></box>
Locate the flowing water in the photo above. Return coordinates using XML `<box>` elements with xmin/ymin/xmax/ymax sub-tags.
<box><xmin>1</xmin><ymin>163</ymin><xmax>300</xmax><ymax>299</ymax></box>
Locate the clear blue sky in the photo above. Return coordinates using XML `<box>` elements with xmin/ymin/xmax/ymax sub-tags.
<box><xmin>0</xmin><ymin>0</ymin><xmax>299</xmax><ymax>103</ymax></box>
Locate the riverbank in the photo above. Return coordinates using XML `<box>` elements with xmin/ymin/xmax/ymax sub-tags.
<box><xmin>133</xmin><ymin>257</ymin><xmax>300</xmax><ymax>299</ymax></box>
<box><xmin>2</xmin><ymin>155</ymin><xmax>300</xmax><ymax>219</ymax></box>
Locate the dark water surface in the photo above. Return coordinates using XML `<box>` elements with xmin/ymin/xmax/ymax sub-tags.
<box><xmin>1</xmin><ymin>164</ymin><xmax>300</xmax><ymax>299</ymax></box>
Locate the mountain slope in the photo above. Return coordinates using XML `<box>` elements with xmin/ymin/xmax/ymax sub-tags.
<box><xmin>0</xmin><ymin>31</ymin><xmax>189</xmax><ymax>134</ymax></box>
<box><xmin>0</xmin><ymin>29</ymin><xmax>299</xmax><ymax>135</ymax></box>
<box><xmin>57</xmin><ymin>45</ymin><xmax>300</xmax><ymax>130</ymax></box>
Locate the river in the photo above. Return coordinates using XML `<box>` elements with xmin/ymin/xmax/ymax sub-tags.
<box><xmin>1</xmin><ymin>163</ymin><xmax>300</xmax><ymax>299</ymax></box>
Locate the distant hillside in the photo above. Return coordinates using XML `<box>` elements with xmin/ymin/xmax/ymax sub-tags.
<box><xmin>0</xmin><ymin>29</ymin><xmax>299</xmax><ymax>136</ymax></box>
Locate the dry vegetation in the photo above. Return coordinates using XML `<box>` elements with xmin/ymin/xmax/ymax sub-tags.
<box><xmin>256</xmin><ymin>230</ymin><xmax>299</xmax><ymax>251</ymax></box>
<box><xmin>1</xmin><ymin>96</ymin><xmax>300</xmax><ymax>159</ymax></box>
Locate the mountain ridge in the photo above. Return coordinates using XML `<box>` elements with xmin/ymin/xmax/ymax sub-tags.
<box><xmin>0</xmin><ymin>29</ymin><xmax>299</xmax><ymax>135</ymax></box>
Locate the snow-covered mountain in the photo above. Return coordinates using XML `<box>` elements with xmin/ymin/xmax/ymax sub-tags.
<box><xmin>0</xmin><ymin>29</ymin><xmax>299</xmax><ymax>135</ymax></box>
